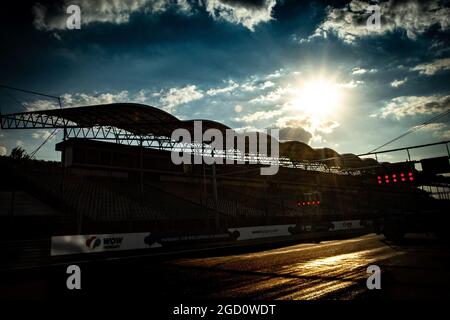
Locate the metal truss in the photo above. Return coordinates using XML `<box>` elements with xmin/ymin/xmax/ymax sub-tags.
<box><xmin>0</xmin><ymin>112</ymin><xmax>77</xmax><ymax>129</ymax></box>
<box><xmin>8</xmin><ymin>110</ymin><xmax>445</xmax><ymax>176</ymax></box>
<box><xmin>65</xmin><ymin>126</ymin><xmax>177</xmax><ymax>149</ymax></box>
<box><xmin>0</xmin><ymin>112</ymin><xmax>178</xmax><ymax>149</ymax></box>
<box><xmin>0</xmin><ymin>111</ymin><xmax>361</xmax><ymax>173</ymax></box>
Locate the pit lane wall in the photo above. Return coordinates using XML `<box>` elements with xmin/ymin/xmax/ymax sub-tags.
<box><xmin>50</xmin><ymin>219</ymin><xmax>372</xmax><ymax>256</ymax></box>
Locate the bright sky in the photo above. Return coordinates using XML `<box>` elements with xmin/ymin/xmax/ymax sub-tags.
<box><xmin>0</xmin><ymin>0</ymin><xmax>449</xmax><ymax>162</ymax></box>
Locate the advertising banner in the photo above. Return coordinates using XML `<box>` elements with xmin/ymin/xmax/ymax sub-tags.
<box><xmin>330</xmin><ymin>220</ymin><xmax>363</xmax><ymax>231</ymax></box>
<box><xmin>228</xmin><ymin>225</ymin><xmax>296</xmax><ymax>241</ymax></box>
<box><xmin>51</xmin><ymin>232</ymin><xmax>161</xmax><ymax>256</ymax></box>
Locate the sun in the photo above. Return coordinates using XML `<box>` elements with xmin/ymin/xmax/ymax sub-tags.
<box><xmin>292</xmin><ymin>79</ymin><xmax>341</xmax><ymax>118</ymax></box>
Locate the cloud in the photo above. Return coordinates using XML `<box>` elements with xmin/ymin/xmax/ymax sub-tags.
<box><xmin>32</xmin><ymin>130</ymin><xmax>55</xmax><ymax>141</ymax></box>
<box><xmin>415</xmin><ymin>122</ymin><xmax>446</xmax><ymax>131</ymax></box>
<box><xmin>316</xmin><ymin>120</ymin><xmax>340</xmax><ymax>134</ymax></box>
<box><xmin>133</xmin><ymin>89</ymin><xmax>150</xmax><ymax>103</ymax></box>
<box><xmin>265</xmin><ymin>69</ymin><xmax>284</xmax><ymax>79</ymax></box>
<box><xmin>206</xmin><ymin>80</ymin><xmax>239</xmax><ymax>96</ymax></box>
<box><xmin>351</xmin><ymin>67</ymin><xmax>377</xmax><ymax>75</ymax></box>
<box><xmin>338</xmin><ymin>80</ymin><xmax>364</xmax><ymax>89</ymax></box>
<box><xmin>20</xmin><ymin>68</ymin><xmax>286</xmax><ymax>116</ymax></box>
<box><xmin>352</xmin><ymin>67</ymin><xmax>367</xmax><ymax>75</ymax></box>
<box><xmin>23</xmin><ymin>99</ymin><xmax>59</xmax><ymax>111</ymax></box>
<box><xmin>62</xmin><ymin>91</ymin><xmax>130</xmax><ymax>106</ymax></box>
<box><xmin>159</xmin><ymin>85</ymin><xmax>204</xmax><ymax>112</ymax></box>
<box><xmin>278</xmin><ymin>127</ymin><xmax>312</xmax><ymax>143</ymax></box>
<box><xmin>23</xmin><ymin>91</ymin><xmax>130</xmax><ymax>111</ymax></box>
<box><xmin>438</xmin><ymin>130</ymin><xmax>450</xmax><ymax>139</ymax></box>
<box><xmin>32</xmin><ymin>0</ymin><xmax>276</xmax><ymax>31</ymax></box>
<box><xmin>228</xmin><ymin>68</ymin><xmax>343</xmax><ymax>142</ymax></box>
<box><xmin>15</xmin><ymin>67</ymin><xmax>343</xmax><ymax>148</ymax></box>
<box><xmin>411</xmin><ymin>58</ymin><xmax>450</xmax><ymax>75</ymax></box>
<box><xmin>275</xmin><ymin>117</ymin><xmax>340</xmax><ymax>140</ymax></box>
<box><xmin>390</xmin><ymin>77</ymin><xmax>408</xmax><ymax>87</ymax></box>
<box><xmin>260</xmin><ymin>81</ymin><xmax>275</xmax><ymax>89</ymax></box>
<box><xmin>0</xmin><ymin>146</ymin><xmax>6</xmax><ymax>156</ymax></box>
<box><xmin>202</xmin><ymin>0</ymin><xmax>277</xmax><ymax>31</ymax></box>
<box><xmin>236</xmin><ymin>109</ymin><xmax>283</xmax><ymax>122</ymax></box>
<box><xmin>32</xmin><ymin>0</ymin><xmax>188</xmax><ymax>31</ymax></box>
<box><xmin>380</xmin><ymin>95</ymin><xmax>450</xmax><ymax>119</ymax></box>
<box><xmin>241</xmin><ymin>80</ymin><xmax>275</xmax><ymax>92</ymax></box>
<box><xmin>415</xmin><ymin>123</ymin><xmax>450</xmax><ymax>139</ymax></box>
<box><xmin>249</xmin><ymin>87</ymin><xmax>294</xmax><ymax>104</ymax></box>
<box><xmin>280</xmin><ymin>116</ymin><xmax>340</xmax><ymax>134</ymax></box>
<box><xmin>312</xmin><ymin>0</ymin><xmax>450</xmax><ymax>43</ymax></box>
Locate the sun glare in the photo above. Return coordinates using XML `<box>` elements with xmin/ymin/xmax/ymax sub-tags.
<box><xmin>292</xmin><ymin>79</ymin><xmax>341</xmax><ymax>118</ymax></box>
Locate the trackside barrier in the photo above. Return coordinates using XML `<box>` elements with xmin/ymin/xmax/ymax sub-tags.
<box><xmin>50</xmin><ymin>221</ymin><xmax>370</xmax><ymax>256</ymax></box>
<box><xmin>51</xmin><ymin>232</ymin><xmax>161</xmax><ymax>256</ymax></box>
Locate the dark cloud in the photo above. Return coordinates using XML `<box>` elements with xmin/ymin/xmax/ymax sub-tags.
<box><xmin>311</xmin><ymin>0</ymin><xmax>450</xmax><ymax>43</ymax></box>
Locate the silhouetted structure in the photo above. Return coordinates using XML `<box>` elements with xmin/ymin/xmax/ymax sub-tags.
<box><xmin>1</xmin><ymin>103</ymin><xmax>449</xmax><ymax>245</ymax></box>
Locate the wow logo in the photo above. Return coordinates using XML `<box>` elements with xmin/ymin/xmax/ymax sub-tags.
<box><xmin>86</xmin><ymin>236</ymin><xmax>101</xmax><ymax>249</ymax></box>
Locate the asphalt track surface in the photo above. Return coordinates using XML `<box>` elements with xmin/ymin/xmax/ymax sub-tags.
<box><xmin>2</xmin><ymin>233</ymin><xmax>450</xmax><ymax>301</ymax></box>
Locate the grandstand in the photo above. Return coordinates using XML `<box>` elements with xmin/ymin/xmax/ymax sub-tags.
<box><xmin>1</xmin><ymin>102</ymin><xmax>449</xmax><ymax>266</ymax></box>
<box><xmin>0</xmin><ymin>104</ymin><xmax>362</xmax><ymax>228</ymax></box>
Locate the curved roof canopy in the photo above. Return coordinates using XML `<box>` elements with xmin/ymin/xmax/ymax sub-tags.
<box><xmin>32</xmin><ymin>103</ymin><xmax>184</xmax><ymax>137</ymax></box>
<box><xmin>278</xmin><ymin>141</ymin><xmax>378</xmax><ymax>168</ymax></box>
<box><xmin>1</xmin><ymin>102</ymin><xmax>378</xmax><ymax>168</ymax></box>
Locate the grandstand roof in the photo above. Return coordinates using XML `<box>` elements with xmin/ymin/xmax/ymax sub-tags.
<box><xmin>0</xmin><ymin>102</ymin><xmax>378</xmax><ymax>168</ymax></box>
<box><xmin>1</xmin><ymin>102</ymin><xmax>237</xmax><ymax>145</ymax></box>
<box><xmin>23</xmin><ymin>103</ymin><xmax>231</xmax><ymax>138</ymax></box>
